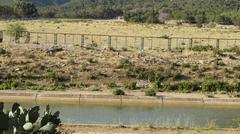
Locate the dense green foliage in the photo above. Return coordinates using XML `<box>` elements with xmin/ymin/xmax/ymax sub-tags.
<box><xmin>1</xmin><ymin>0</ymin><xmax>240</xmax><ymax>25</ymax></box>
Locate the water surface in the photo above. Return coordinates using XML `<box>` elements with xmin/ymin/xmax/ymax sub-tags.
<box><xmin>3</xmin><ymin>102</ymin><xmax>240</xmax><ymax>128</ymax></box>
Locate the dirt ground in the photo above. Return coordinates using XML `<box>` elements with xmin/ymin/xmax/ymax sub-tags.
<box><xmin>60</xmin><ymin>125</ymin><xmax>240</xmax><ymax>134</ymax></box>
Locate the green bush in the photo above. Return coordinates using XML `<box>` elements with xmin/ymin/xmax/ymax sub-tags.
<box><xmin>0</xmin><ymin>81</ymin><xmax>19</xmax><ymax>90</ymax></box>
<box><xmin>234</xmin><ymin>82</ymin><xmax>240</xmax><ymax>92</ymax></box>
<box><xmin>216</xmin><ymin>13</ymin><xmax>233</xmax><ymax>25</ymax></box>
<box><xmin>0</xmin><ymin>48</ymin><xmax>9</xmax><ymax>56</ymax></box>
<box><xmin>145</xmin><ymin>89</ymin><xmax>157</xmax><ymax>96</ymax></box>
<box><xmin>233</xmin><ymin>92</ymin><xmax>240</xmax><ymax>98</ymax></box>
<box><xmin>49</xmin><ymin>82</ymin><xmax>67</xmax><ymax>91</ymax></box>
<box><xmin>127</xmin><ymin>66</ymin><xmax>166</xmax><ymax>82</ymax></box>
<box><xmin>192</xmin><ymin>45</ymin><xmax>213</xmax><ymax>52</ymax></box>
<box><xmin>161</xmin><ymin>81</ymin><xmax>199</xmax><ymax>93</ymax></box>
<box><xmin>177</xmin><ymin>81</ymin><xmax>199</xmax><ymax>93</ymax></box>
<box><xmin>125</xmin><ymin>81</ymin><xmax>138</xmax><ymax>90</ymax></box>
<box><xmin>6</xmin><ymin>23</ymin><xmax>27</xmax><ymax>42</ymax></box>
<box><xmin>113</xmin><ymin>89</ymin><xmax>125</xmax><ymax>96</ymax></box>
<box><xmin>201</xmin><ymin>80</ymin><xmax>232</xmax><ymax>92</ymax></box>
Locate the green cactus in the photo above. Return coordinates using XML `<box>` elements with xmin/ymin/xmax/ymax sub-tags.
<box><xmin>0</xmin><ymin>102</ymin><xmax>61</xmax><ymax>134</ymax></box>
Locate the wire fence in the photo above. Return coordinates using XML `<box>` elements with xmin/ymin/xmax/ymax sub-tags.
<box><xmin>1</xmin><ymin>30</ymin><xmax>240</xmax><ymax>51</ymax></box>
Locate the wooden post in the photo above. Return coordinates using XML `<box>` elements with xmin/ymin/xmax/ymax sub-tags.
<box><xmin>108</xmin><ymin>36</ymin><xmax>112</xmax><ymax>49</ymax></box>
<box><xmin>54</xmin><ymin>33</ymin><xmax>58</xmax><ymax>45</ymax></box>
<box><xmin>64</xmin><ymin>34</ymin><xmax>66</xmax><ymax>45</ymax></box>
<box><xmin>141</xmin><ymin>37</ymin><xmax>144</xmax><ymax>51</ymax></box>
<box><xmin>25</xmin><ymin>32</ymin><xmax>30</xmax><ymax>43</ymax></box>
<box><xmin>36</xmin><ymin>33</ymin><xmax>39</xmax><ymax>44</ymax></box>
<box><xmin>168</xmin><ymin>38</ymin><xmax>172</xmax><ymax>51</ymax></box>
<box><xmin>10</xmin><ymin>33</ymin><xmax>12</xmax><ymax>42</ymax></box>
<box><xmin>0</xmin><ymin>31</ymin><xmax>3</xmax><ymax>43</ymax></box>
<box><xmin>216</xmin><ymin>39</ymin><xmax>220</xmax><ymax>50</ymax></box>
<box><xmin>81</xmin><ymin>35</ymin><xmax>84</xmax><ymax>47</ymax></box>
<box><xmin>189</xmin><ymin>38</ymin><xmax>193</xmax><ymax>50</ymax></box>
<box><xmin>125</xmin><ymin>37</ymin><xmax>127</xmax><ymax>49</ymax></box>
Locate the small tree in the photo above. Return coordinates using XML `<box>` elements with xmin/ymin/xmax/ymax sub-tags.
<box><xmin>6</xmin><ymin>23</ymin><xmax>27</xmax><ymax>43</ymax></box>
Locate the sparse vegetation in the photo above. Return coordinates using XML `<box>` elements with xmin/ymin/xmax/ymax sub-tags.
<box><xmin>125</xmin><ymin>81</ymin><xmax>138</xmax><ymax>90</ymax></box>
<box><xmin>145</xmin><ymin>89</ymin><xmax>157</xmax><ymax>96</ymax></box>
<box><xmin>192</xmin><ymin>45</ymin><xmax>214</xmax><ymax>52</ymax></box>
<box><xmin>6</xmin><ymin>23</ymin><xmax>27</xmax><ymax>42</ymax></box>
<box><xmin>113</xmin><ymin>89</ymin><xmax>125</xmax><ymax>96</ymax></box>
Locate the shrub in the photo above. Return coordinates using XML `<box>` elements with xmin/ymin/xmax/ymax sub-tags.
<box><xmin>113</xmin><ymin>89</ymin><xmax>125</xmax><ymax>96</ymax></box>
<box><xmin>201</xmin><ymin>80</ymin><xmax>232</xmax><ymax>92</ymax></box>
<box><xmin>45</xmin><ymin>72</ymin><xmax>58</xmax><ymax>81</ymax></box>
<box><xmin>49</xmin><ymin>82</ymin><xmax>67</xmax><ymax>91</ymax></box>
<box><xmin>127</xmin><ymin>66</ymin><xmax>166</xmax><ymax>82</ymax></box>
<box><xmin>87</xmin><ymin>42</ymin><xmax>98</xmax><ymax>49</ymax></box>
<box><xmin>145</xmin><ymin>89</ymin><xmax>157</xmax><ymax>96</ymax></box>
<box><xmin>0</xmin><ymin>81</ymin><xmax>19</xmax><ymax>90</ymax></box>
<box><xmin>0</xmin><ymin>48</ymin><xmax>9</xmax><ymax>56</ymax></box>
<box><xmin>6</xmin><ymin>23</ymin><xmax>27</xmax><ymax>42</ymax></box>
<box><xmin>91</xmin><ymin>86</ymin><xmax>101</xmax><ymax>91</ymax></box>
<box><xmin>222</xmin><ymin>46</ymin><xmax>240</xmax><ymax>55</ymax></box>
<box><xmin>105</xmin><ymin>81</ymin><xmax>117</xmax><ymax>88</ymax></box>
<box><xmin>151</xmin><ymin>80</ymin><xmax>162</xmax><ymax>91</ymax></box>
<box><xmin>234</xmin><ymin>82</ymin><xmax>240</xmax><ymax>92</ymax></box>
<box><xmin>233</xmin><ymin>92</ymin><xmax>240</xmax><ymax>98</ymax></box>
<box><xmin>125</xmin><ymin>81</ymin><xmax>137</xmax><ymax>90</ymax></box>
<box><xmin>192</xmin><ymin>45</ymin><xmax>213</xmax><ymax>52</ymax></box>
<box><xmin>182</xmin><ymin>63</ymin><xmax>191</xmax><ymax>68</ymax></box>
<box><xmin>87</xmin><ymin>73</ymin><xmax>98</xmax><ymax>80</ymax></box>
<box><xmin>177</xmin><ymin>81</ymin><xmax>199</xmax><ymax>93</ymax></box>
<box><xmin>216</xmin><ymin>13</ymin><xmax>233</xmax><ymax>25</ymax></box>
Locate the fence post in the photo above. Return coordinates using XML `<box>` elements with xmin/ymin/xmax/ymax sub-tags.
<box><xmin>108</xmin><ymin>36</ymin><xmax>112</xmax><ymax>49</ymax></box>
<box><xmin>24</xmin><ymin>32</ymin><xmax>30</xmax><ymax>43</ymax></box>
<box><xmin>64</xmin><ymin>34</ymin><xmax>66</xmax><ymax>45</ymax></box>
<box><xmin>36</xmin><ymin>33</ymin><xmax>39</xmax><ymax>44</ymax></box>
<box><xmin>54</xmin><ymin>33</ymin><xmax>58</xmax><ymax>45</ymax></box>
<box><xmin>189</xmin><ymin>38</ymin><xmax>193</xmax><ymax>50</ymax></box>
<box><xmin>168</xmin><ymin>38</ymin><xmax>172</xmax><ymax>51</ymax></box>
<box><xmin>10</xmin><ymin>33</ymin><xmax>12</xmax><ymax>43</ymax></box>
<box><xmin>81</xmin><ymin>35</ymin><xmax>84</xmax><ymax>47</ymax></box>
<box><xmin>216</xmin><ymin>39</ymin><xmax>220</xmax><ymax>50</ymax></box>
<box><xmin>141</xmin><ymin>37</ymin><xmax>144</xmax><ymax>51</ymax></box>
<box><xmin>0</xmin><ymin>31</ymin><xmax>3</xmax><ymax>43</ymax></box>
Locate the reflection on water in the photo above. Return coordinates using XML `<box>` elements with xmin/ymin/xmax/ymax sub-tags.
<box><xmin>3</xmin><ymin>102</ymin><xmax>240</xmax><ymax>128</ymax></box>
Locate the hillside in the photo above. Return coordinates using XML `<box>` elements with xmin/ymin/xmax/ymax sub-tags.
<box><xmin>0</xmin><ymin>0</ymin><xmax>240</xmax><ymax>25</ymax></box>
<box><xmin>0</xmin><ymin>0</ymin><xmax>70</xmax><ymax>7</ymax></box>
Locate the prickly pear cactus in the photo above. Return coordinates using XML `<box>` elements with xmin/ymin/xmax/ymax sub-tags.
<box><xmin>0</xmin><ymin>102</ymin><xmax>61</xmax><ymax>134</ymax></box>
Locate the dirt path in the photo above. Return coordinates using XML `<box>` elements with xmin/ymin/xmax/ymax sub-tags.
<box><xmin>60</xmin><ymin>125</ymin><xmax>240</xmax><ymax>134</ymax></box>
<box><xmin>1</xmin><ymin>90</ymin><xmax>240</xmax><ymax>107</ymax></box>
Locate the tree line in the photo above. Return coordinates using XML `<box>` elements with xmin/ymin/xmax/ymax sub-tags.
<box><xmin>1</xmin><ymin>0</ymin><xmax>240</xmax><ymax>26</ymax></box>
